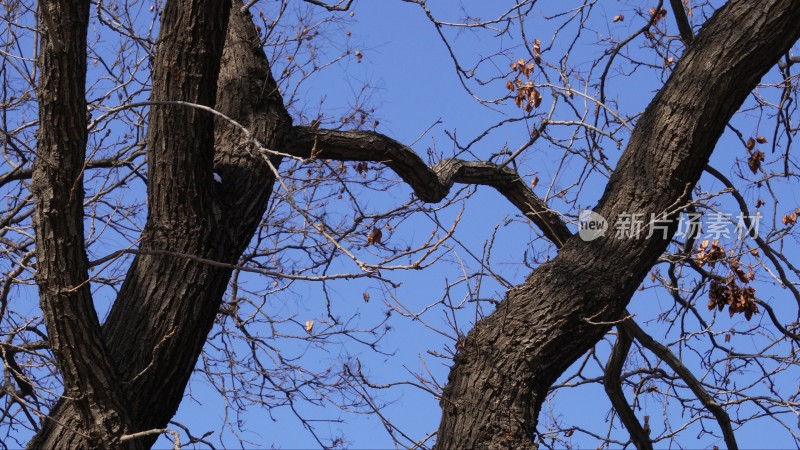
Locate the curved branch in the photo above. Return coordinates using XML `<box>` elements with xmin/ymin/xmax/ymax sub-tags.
<box><xmin>285</xmin><ymin>127</ymin><xmax>573</xmax><ymax>247</ymax></box>
<box><xmin>604</xmin><ymin>327</ymin><xmax>653</xmax><ymax>450</ymax></box>
<box><xmin>621</xmin><ymin>316</ymin><xmax>738</xmax><ymax>450</ymax></box>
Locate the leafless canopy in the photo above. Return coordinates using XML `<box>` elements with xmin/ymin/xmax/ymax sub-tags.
<box><xmin>1</xmin><ymin>0</ymin><xmax>800</xmax><ymax>449</ymax></box>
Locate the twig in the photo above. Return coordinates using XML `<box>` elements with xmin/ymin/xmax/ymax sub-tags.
<box><xmin>604</xmin><ymin>327</ymin><xmax>653</xmax><ymax>450</ymax></box>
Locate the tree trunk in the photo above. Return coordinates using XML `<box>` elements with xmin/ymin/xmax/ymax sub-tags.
<box><xmin>30</xmin><ymin>1</ymin><xmax>138</xmax><ymax>447</ymax></box>
<box><xmin>29</xmin><ymin>4</ymin><xmax>292</xmax><ymax>449</ymax></box>
<box><xmin>434</xmin><ymin>0</ymin><xmax>800</xmax><ymax>447</ymax></box>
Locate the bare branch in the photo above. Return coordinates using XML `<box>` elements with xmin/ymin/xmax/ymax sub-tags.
<box><xmin>669</xmin><ymin>0</ymin><xmax>695</xmax><ymax>43</ymax></box>
<box><xmin>120</xmin><ymin>428</ymin><xmax>180</xmax><ymax>450</ymax></box>
<box><xmin>621</xmin><ymin>316</ymin><xmax>738</xmax><ymax>450</ymax></box>
<box><xmin>300</xmin><ymin>0</ymin><xmax>354</xmax><ymax>12</ymax></box>
<box><xmin>704</xmin><ymin>164</ymin><xmax>800</xmax><ymax>307</ymax></box>
<box><xmin>604</xmin><ymin>327</ymin><xmax>653</xmax><ymax>450</ymax></box>
<box><xmin>285</xmin><ymin>127</ymin><xmax>573</xmax><ymax>247</ymax></box>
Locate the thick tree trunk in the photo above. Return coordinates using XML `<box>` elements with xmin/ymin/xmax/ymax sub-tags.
<box><xmin>434</xmin><ymin>1</ymin><xmax>800</xmax><ymax>448</ymax></box>
<box><xmin>30</xmin><ymin>1</ymin><xmax>138</xmax><ymax>447</ymax></box>
<box><xmin>29</xmin><ymin>4</ymin><xmax>292</xmax><ymax>449</ymax></box>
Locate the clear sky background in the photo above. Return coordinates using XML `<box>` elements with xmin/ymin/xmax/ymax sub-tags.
<box><xmin>2</xmin><ymin>0</ymin><xmax>799</xmax><ymax>448</ymax></box>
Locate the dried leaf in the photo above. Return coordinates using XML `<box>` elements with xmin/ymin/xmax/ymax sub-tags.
<box><xmin>367</xmin><ymin>227</ymin><xmax>383</xmax><ymax>246</ymax></box>
<box><xmin>612</xmin><ymin>15</ymin><xmax>624</xmax><ymax>22</ymax></box>
<box><xmin>756</xmin><ymin>136</ymin><xmax>768</xmax><ymax>144</ymax></box>
<box><xmin>524</xmin><ymin>63</ymin><xmax>535</xmax><ymax>78</ymax></box>
<box><xmin>745</xmin><ymin>137</ymin><xmax>756</xmax><ymax>151</ymax></box>
<box><xmin>755</xmin><ymin>198</ymin><xmax>765</xmax><ymax>208</ymax></box>
<box><xmin>354</xmin><ymin>50</ymin><xmax>363</xmax><ymax>63</ymax></box>
<box><xmin>305</xmin><ymin>320</ymin><xmax>314</xmax><ymax>333</ymax></box>
<box><xmin>782</xmin><ymin>212</ymin><xmax>798</xmax><ymax>227</ymax></box>
<box><xmin>363</xmin><ymin>292</ymin><xmax>370</xmax><ymax>303</ymax></box>
<box><xmin>747</xmin><ymin>150</ymin><xmax>764</xmax><ymax>174</ymax></box>
<box><xmin>531</xmin><ymin>175</ymin><xmax>539</xmax><ymax>189</ymax></box>
<box><xmin>532</xmin><ymin>89</ymin><xmax>542</xmax><ymax>107</ymax></box>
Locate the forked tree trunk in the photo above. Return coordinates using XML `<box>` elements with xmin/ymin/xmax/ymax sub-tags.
<box><xmin>29</xmin><ymin>4</ymin><xmax>292</xmax><ymax>449</ymax></box>
<box><xmin>434</xmin><ymin>1</ymin><xmax>800</xmax><ymax>447</ymax></box>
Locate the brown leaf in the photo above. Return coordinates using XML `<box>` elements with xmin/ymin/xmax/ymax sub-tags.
<box><xmin>725</xmin><ymin>334</ymin><xmax>731</xmax><ymax>343</ymax></box>
<box><xmin>755</xmin><ymin>198</ymin><xmax>765</xmax><ymax>208</ymax></box>
<box><xmin>745</xmin><ymin>137</ymin><xmax>756</xmax><ymax>151</ymax></box>
<box><xmin>782</xmin><ymin>212</ymin><xmax>798</xmax><ymax>227</ymax></box>
<box><xmin>363</xmin><ymin>292</ymin><xmax>370</xmax><ymax>303</ymax></box>
<box><xmin>524</xmin><ymin>63</ymin><xmax>535</xmax><ymax>78</ymax></box>
<box><xmin>506</xmin><ymin>79</ymin><xmax>515</xmax><ymax>91</ymax></box>
<box><xmin>305</xmin><ymin>320</ymin><xmax>314</xmax><ymax>333</ymax></box>
<box><xmin>756</xmin><ymin>136</ymin><xmax>768</xmax><ymax>144</ymax></box>
<box><xmin>613</xmin><ymin>15</ymin><xmax>624</xmax><ymax>22</ymax></box>
<box><xmin>531</xmin><ymin>175</ymin><xmax>539</xmax><ymax>189</ymax></box>
<box><xmin>747</xmin><ymin>150</ymin><xmax>764</xmax><ymax>174</ymax></box>
<box><xmin>367</xmin><ymin>227</ymin><xmax>383</xmax><ymax>246</ymax></box>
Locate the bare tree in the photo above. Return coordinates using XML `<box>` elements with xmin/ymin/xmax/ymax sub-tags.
<box><xmin>1</xmin><ymin>0</ymin><xmax>800</xmax><ymax>448</ymax></box>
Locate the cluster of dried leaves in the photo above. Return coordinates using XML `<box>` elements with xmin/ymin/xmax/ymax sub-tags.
<box><xmin>782</xmin><ymin>208</ymin><xmax>799</xmax><ymax>227</ymax></box>
<box><xmin>644</xmin><ymin>7</ymin><xmax>668</xmax><ymax>38</ymax></box>
<box><xmin>695</xmin><ymin>240</ymin><xmax>759</xmax><ymax>320</ymax></box>
<box><xmin>506</xmin><ymin>40</ymin><xmax>543</xmax><ymax>112</ymax></box>
<box><xmin>745</xmin><ymin>136</ymin><xmax>768</xmax><ymax>174</ymax></box>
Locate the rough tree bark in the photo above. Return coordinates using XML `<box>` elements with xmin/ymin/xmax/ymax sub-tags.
<box><xmin>27</xmin><ymin>0</ymin><xmax>800</xmax><ymax>448</ymax></box>
<box><xmin>28</xmin><ymin>2</ymin><xmax>296</xmax><ymax>448</ymax></box>
<box><xmin>432</xmin><ymin>0</ymin><xmax>800</xmax><ymax>448</ymax></box>
<box><xmin>30</xmin><ymin>1</ymin><xmax>138</xmax><ymax>447</ymax></box>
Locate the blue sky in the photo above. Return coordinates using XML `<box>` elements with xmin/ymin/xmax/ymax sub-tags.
<box><xmin>2</xmin><ymin>0</ymin><xmax>799</xmax><ymax>448</ymax></box>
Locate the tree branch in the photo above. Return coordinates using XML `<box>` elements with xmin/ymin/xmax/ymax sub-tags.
<box><xmin>604</xmin><ymin>326</ymin><xmax>653</xmax><ymax>450</ymax></box>
<box><xmin>0</xmin><ymin>151</ymin><xmax>145</xmax><ymax>189</ymax></box>
<box><xmin>704</xmin><ymin>164</ymin><xmax>800</xmax><ymax>307</ymax></box>
<box><xmin>285</xmin><ymin>127</ymin><xmax>573</xmax><ymax>247</ymax></box>
<box><xmin>669</xmin><ymin>0</ymin><xmax>694</xmax><ymax>43</ymax></box>
<box><xmin>621</xmin><ymin>316</ymin><xmax>738</xmax><ymax>450</ymax></box>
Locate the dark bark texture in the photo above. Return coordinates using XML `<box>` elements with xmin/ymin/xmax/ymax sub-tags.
<box><xmin>30</xmin><ymin>1</ymin><xmax>137</xmax><ymax>447</ymax></box>
<box><xmin>27</xmin><ymin>0</ymin><xmax>800</xmax><ymax>448</ymax></box>
<box><xmin>30</xmin><ymin>3</ymin><xmax>292</xmax><ymax>448</ymax></box>
<box><xmin>433</xmin><ymin>1</ymin><xmax>800</xmax><ymax>448</ymax></box>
